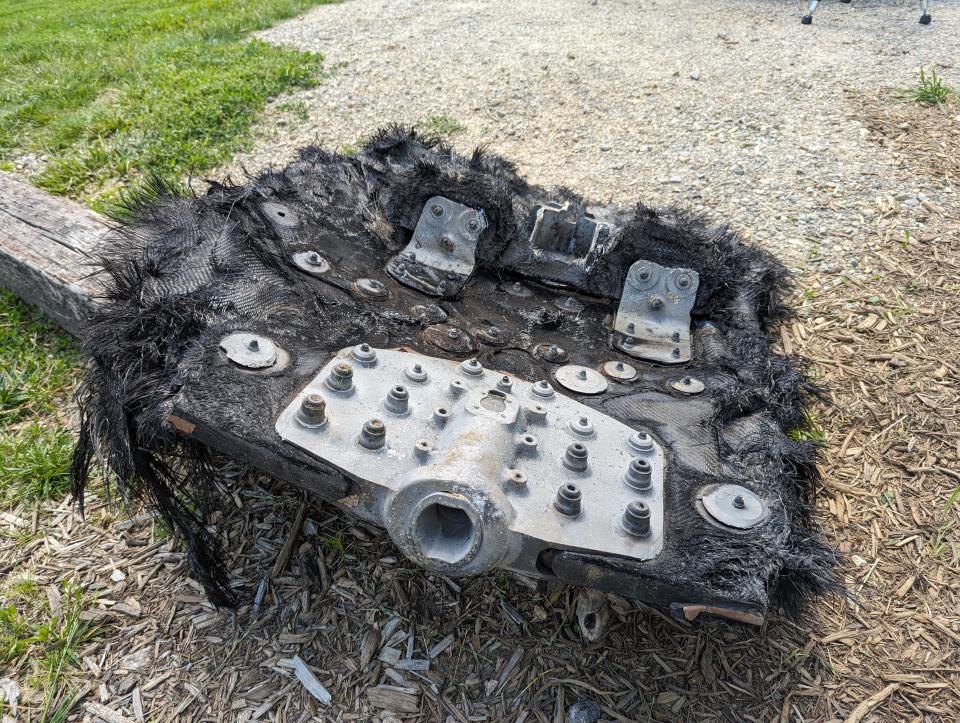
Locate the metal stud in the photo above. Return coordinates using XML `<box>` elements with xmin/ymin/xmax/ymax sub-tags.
<box><xmin>628</xmin><ymin>431</ymin><xmax>654</xmax><ymax>454</ymax></box>
<box><xmin>460</xmin><ymin>358</ymin><xmax>484</xmax><ymax>376</ymax></box>
<box><xmin>569</xmin><ymin>415</ymin><xmax>594</xmax><ymax>436</ymax></box>
<box><xmin>531</xmin><ymin>380</ymin><xmax>555</xmax><ymax>399</ymax></box>
<box><xmin>352</xmin><ymin>343</ymin><xmax>377</xmax><ymax>364</ymax></box>
<box><xmin>405</xmin><ymin>362</ymin><xmax>428</xmax><ymax>383</ymax></box>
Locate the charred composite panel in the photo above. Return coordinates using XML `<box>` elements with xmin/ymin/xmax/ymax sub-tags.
<box><xmin>72</xmin><ymin>127</ymin><xmax>838</xmax><ymax>620</ymax></box>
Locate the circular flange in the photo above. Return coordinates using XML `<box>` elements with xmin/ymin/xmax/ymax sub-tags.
<box><xmin>602</xmin><ymin>360</ymin><xmax>638</xmax><ymax>381</ymax></box>
<box><xmin>554</xmin><ymin>365</ymin><xmax>608</xmax><ymax>395</ymax></box>
<box><xmin>476</xmin><ymin>325</ymin><xmax>509</xmax><ymax>346</ymax></box>
<box><xmin>554</xmin><ymin>296</ymin><xmax>585</xmax><ymax>313</ymax></box>
<box><xmin>534</xmin><ymin>343</ymin><xmax>569</xmax><ymax>364</ymax></box>
<box><xmin>353</xmin><ymin>277</ymin><xmax>388</xmax><ymax>300</ymax></box>
<box><xmin>500</xmin><ymin>281</ymin><xmax>532</xmax><ymax>298</ymax></box>
<box><xmin>671</xmin><ymin>376</ymin><xmax>705</xmax><ymax>394</ymax></box>
<box><xmin>405</xmin><ymin>362</ymin><xmax>428</xmax><ymax>383</ymax></box>
<box><xmin>411</xmin><ymin>304</ymin><xmax>448</xmax><ymax>323</ymax></box>
<box><xmin>700</xmin><ymin>484</ymin><xmax>768</xmax><ymax>530</ymax></box>
<box><xmin>424</xmin><ymin>324</ymin><xmax>476</xmax><ymax>355</ymax></box>
<box><xmin>292</xmin><ymin>251</ymin><xmax>330</xmax><ymax>275</ymax></box>
<box><xmin>219</xmin><ymin>332</ymin><xmax>278</xmax><ymax>369</ymax></box>
<box><xmin>628</xmin><ymin>263</ymin><xmax>660</xmax><ymax>291</ymax></box>
<box><xmin>352</xmin><ymin>343</ymin><xmax>377</xmax><ymax>364</ymax></box>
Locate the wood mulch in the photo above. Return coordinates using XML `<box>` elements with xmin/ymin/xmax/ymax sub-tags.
<box><xmin>1</xmin><ymin>96</ymin><xmax>958</xmax><ymax>723</ymax></box>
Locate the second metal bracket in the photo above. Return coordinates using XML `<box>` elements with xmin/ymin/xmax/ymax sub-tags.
<box><xmin>387</xmin><ymin>196</ymin><xmax>487</xmax><ymax>297</ymax></box>
<box><xmin>612</xmin><ymin>260</ymin><xmax>699</xmax><ymax>364</ymax></box>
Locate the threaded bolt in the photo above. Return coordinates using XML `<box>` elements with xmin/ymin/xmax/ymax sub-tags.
<box><xmin>622</xmin><ymin>500</ymin><xmax>651</xmax><ymax>537</ymax></box>
<box><xmin>672</xmin><ymin>331</ymin><xmax>681</xmax><ymax>342</ymax></box>
<box><xmin>563</xmin><ymin>442</ymin><xmax>588</xmax><ymax>472</ymax></box>
<box><xmin>733</xmin><ymin>495</ymin><xmax>746</xmax><ymax>509</ymax></box>
<box><xmin>358</xmin><ymin>418</ymin><xmax>386</xmax><ymax>449</ymax></box>
<box><xmin>649</xmin><ymin>296</ymin><xmax>664</xmax><ymax>311</ymax></box>
<box><xmin>248</xmin><ymin>339</ymin><xmax>260</xmax><ymax>352</ymax></box>
<box><xmin>554</xmin><ymin>483</ymin><xmax>582</xmax><ymax>517</ymax></box>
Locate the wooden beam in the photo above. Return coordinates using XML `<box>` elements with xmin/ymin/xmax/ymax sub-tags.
<box><xmin>0</xmin><ymin>171</ymin><xmax>111</xmax><ymax>335</ymax></box>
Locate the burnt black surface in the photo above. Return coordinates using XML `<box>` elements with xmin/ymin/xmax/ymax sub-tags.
<box><xmin>72</xmin><ymin>127</ymin><xmax>838</xmax><ymax>614</ymax></box>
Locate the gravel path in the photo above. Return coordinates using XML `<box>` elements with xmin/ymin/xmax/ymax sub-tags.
<box><xmin>222</xmin><ymin>0</ymin><xmax>959</xmax><ymax>267</ymax></box>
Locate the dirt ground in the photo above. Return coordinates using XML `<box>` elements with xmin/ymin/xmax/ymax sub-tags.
<box><xmin>2</xmin><ymin>1</ymin><xmax>959</xmax><ymax>721</ymax></box>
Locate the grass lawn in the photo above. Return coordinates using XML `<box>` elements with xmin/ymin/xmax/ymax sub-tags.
<box><xmin>0</xmin><ymin>1</ymin><xmax>333</xmax><ymax>710</ymax></box>
<box><xmin>0</xmin><ymin>0</ymin><xmax>333</xmax><ymax>208</ymax></box>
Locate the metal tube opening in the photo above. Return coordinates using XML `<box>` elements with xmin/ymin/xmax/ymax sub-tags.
<box><xmin>414</xmin><ymin>501</ymin><xmax>477</xmax><ymax>564</ymax></box>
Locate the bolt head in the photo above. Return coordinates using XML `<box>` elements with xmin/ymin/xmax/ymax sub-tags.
<box><xmin>248</xmin><ymin>339</ymin><xmax>260</xmax><ymax>351</ymax></box>
<box><xmin>431</xmin><ymin>204</ymin><xmax>444</xmax><ymax>217</ymax></box>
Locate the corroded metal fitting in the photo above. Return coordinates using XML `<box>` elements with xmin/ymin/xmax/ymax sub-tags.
<box><xmin>296</xmin><ymin>393</ymin><xmax>327</xmax><ymax>428</ymax></box>
<box><xmin>327</xmin><ymin>362</ymin><xmax>354</xmax><ymax>391</ymax></box>
<box><xmin>554</xmin><ymin>483</ymin><xmax>582</xmax><ymax>516</ymax></box>
<box><xmin>358</xmin><ymin>418</ymin><xmax>386</xmax><ymax>449</ymax></box>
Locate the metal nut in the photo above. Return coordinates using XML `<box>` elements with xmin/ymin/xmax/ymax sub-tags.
<box><xmin>296</xmin><ymin>393</ymin><xmax>327</xmax><ymax>428</ymax></box>
<box><xmin>554</xmin><ymin>483</ymin><xmax>582</xmax><ymax>516</ymax></box>
<box><xmin>562</xmin><ymin>442</ymin><xmax>589</xmax><ymax>472</ymax></box>
<box><xmin>326</xmin><ymin>362</ymin><xmax>354</xmax><ymax>391</ymax></box>
<box><xmin>622</xmin><ymin>500</ymin><xmax>651</xmax><ymax>537</ymax></box>
<box><xmin>358</xmin><ymin>418</ymin><xmax>386</xmax><ymax>449</ymax></box>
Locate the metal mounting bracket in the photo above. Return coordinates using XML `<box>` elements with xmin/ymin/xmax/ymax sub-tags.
<box><xmin>529</xmin><ymin>202</ymin><xmax>609</xmax><ymax>257</ymax></box>
<box><xmin>387</xmin><ymin>196</ymin><xmax>487</xmax><ymax>297</ymax></box>
<box><xmin>612</xmin><ymin>260</ymin><xmax>699</xmax><ymax>364</ymax></box>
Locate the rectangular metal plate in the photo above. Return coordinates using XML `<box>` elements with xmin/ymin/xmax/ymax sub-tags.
<box><xmin>275</xmin><ymin>347</ymin><xmax>664</xmax><ymax>564</ymax></box>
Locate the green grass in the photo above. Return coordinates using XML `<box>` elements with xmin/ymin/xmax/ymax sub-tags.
<box><xmin>0</xmin><ymin>581</ymin><xmax>97</xmax><ymax>719</ymax></box>
<box><xmin>0</xmin><ymin>0</ymin><xmax>334</xmax><ymax>204</ymax></box>
<box><xmin>907</xmin><ymin>68</ymin><xmax>954</xmax><ymax>106</ymax></box>
<box><xmin>0</xmin><ymin>290</ymin><xmax>80</xmax><ymax>506</ymax></box>
<box><xmin>416</xmin><ymin>114</ymin><xmax>467</xmax><ymax>140</ymax></box>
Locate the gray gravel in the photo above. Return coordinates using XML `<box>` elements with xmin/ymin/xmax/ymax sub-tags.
<box><xmin>220</xmin><ymin>0</ymin><xmax>959</xmax><ymax>266</ymax></box>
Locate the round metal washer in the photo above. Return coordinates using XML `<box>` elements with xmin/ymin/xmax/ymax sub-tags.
<box><xmin>292</xmin><ymin>251</ymin><xmax>330</xmax><ymax>275</ymax></box>
<box><xmin>219</xmin><ymin>332</ymin><xmax>278</xmax><ymax>369</ymax></box>
<box><xmin>353</xmin><ymin>277</ymin><xmax>388</xmax><ymax>300</ymax></box>
<box><xmin>410</xmin><ymin>304</ymin><xmax>448</xmax><ymax>323</ymax></box>
<box><xmin>476</xmin><ymin>325</ymin><xmax>509</xmax><ymax>346</ymax></box>
<box><xmin>700</xmin><ymin>484</ymin><xmax>768</xmax><ymax>530</ymax></box>
<box><xmin>534</xmin><ymin>343</ymin><xmax>569</xmax><ymax>364</ymax></box>
<box><xmin>424</xmin><ymin>324</ymin><xmax>476</xmax><ymax>355</ymax></box>
<box><xmin>671</xmin><ymin>376</ymin><xmax>705</xmax><ymax>394</ymax></box>
<box><xmin>554</xmin><ymin>365</ymin><xmax>608</xmax><ymax>395</ymax></box>
<box><xmin>602</xmin><ymin>360</ymin><xmax>638</xmax><ymax>381</ymax></box>
<box><xmin>500</xmin><ymin>281</ymin><xmax>532</xmax><ymax>298</ymax></box>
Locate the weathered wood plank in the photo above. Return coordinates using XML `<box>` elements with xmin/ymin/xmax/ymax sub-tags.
<box><xmin>0</xmin><ymin>171</ymin><xmax>111</xmax><ymax>335</ymax></box>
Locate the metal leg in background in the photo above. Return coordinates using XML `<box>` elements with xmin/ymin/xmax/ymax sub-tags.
<box><xmin>919</xmin><ymin>0</ymin><xmax>931</xmax><ymax>24</ymax></box>
<box><xmin>801</xmin><ymin>0</ymin><xmax>819</xmax><ymax>25</ymax></box>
